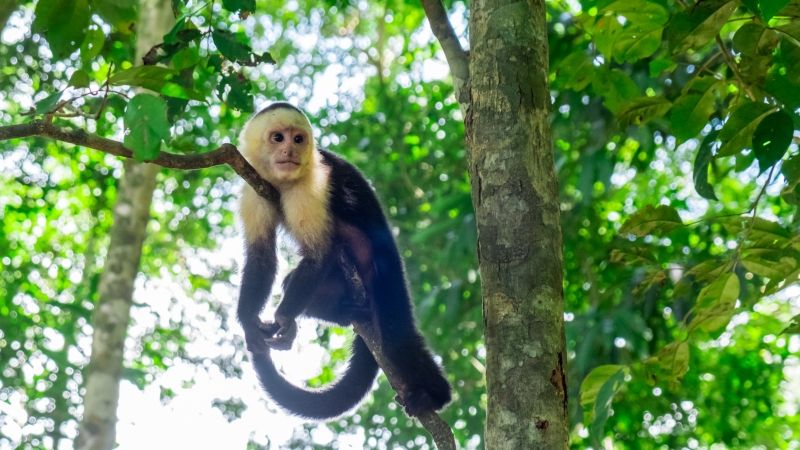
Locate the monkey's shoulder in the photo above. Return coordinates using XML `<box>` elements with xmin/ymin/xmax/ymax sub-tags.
<box><xmin>318</xmin><ymin>149</ymin><xmax>386</xmax><ymax>227</ymax></box>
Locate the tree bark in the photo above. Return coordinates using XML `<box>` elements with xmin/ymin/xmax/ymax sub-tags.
<box><xmin>467</xmin><ymin>0</ymin><xmax>568</xmax><ymax>448</ymax></box>
<box><xmin>74</xmin><ymin>1</ymin><xmax>173</xmax><ymax>448</ymax></box>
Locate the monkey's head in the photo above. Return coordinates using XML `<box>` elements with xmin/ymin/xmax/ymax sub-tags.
<box><xmin>239</xmin><ymin>102</ymin><xmax>316</xmax><ymax>185</ymax></box>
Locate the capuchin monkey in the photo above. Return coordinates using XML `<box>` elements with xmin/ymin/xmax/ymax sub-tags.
<box><xmin>236</xmin><ymin>102</ymin><xmax>451</xmax><ymax>419</ymax></box>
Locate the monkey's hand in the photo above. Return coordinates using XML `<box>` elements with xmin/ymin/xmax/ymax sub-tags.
<box><xmin>261</xmin><ymin>316</ymin><xmax>298</xmax><ymax>351</ymax></box>
<box><xmin>242</xmin><ymin>319</ymin><xmax>296</xmax><ymax>353</ymax></box>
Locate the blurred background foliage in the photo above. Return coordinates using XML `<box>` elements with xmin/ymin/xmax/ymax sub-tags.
<box><xmin>0</xmin><ymin>0</ymin><xmax>798</xmax><ymax>448</ymax></box>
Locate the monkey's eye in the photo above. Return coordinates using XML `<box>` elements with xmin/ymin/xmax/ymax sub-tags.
<box><xmin>294</xmin><ymin>135</ymin><xmax>304</xmax><ymax>144</ymax></box>
<box><xmin>272</xmin><ymin>133</ymin><xmax>284</xmax><ymax>143</ymax></box>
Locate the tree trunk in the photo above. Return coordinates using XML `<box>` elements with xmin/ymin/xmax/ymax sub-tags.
<box><xmin>74</xmin><ymin>1</ymin><xmax>173</xmax><ymax>448</ymax></box>
<box><xmin>467</xmin><ymin>0</ymin><xmax>569</xmax><ymax>448</ymax></box>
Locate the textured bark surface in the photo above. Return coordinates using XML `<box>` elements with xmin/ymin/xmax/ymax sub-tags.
<box><xmin>467</xmin><ymin>0</ymin><xmax>568</xmax><ymax>448</ymax></box>
<box><xmin>74</xmin><ymin>1</ymin><xmax>172</xmax><ymax>448</ymax></box>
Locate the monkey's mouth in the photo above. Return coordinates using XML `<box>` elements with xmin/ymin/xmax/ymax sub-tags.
<box><xmin>275</xmin><ymin>160</ymin><xmax>301</xmax><ymax>169</ymax></box>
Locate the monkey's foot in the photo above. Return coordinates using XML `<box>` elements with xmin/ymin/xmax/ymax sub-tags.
<box><xmin>397</xmin><ymin>389</ymin><xmax>444</xmax><ymax>417</ymax></box>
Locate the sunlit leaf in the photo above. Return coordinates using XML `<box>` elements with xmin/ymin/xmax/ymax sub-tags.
<box><xmin>123</xmin><ymin>94</ymin><xmax>170</xmax><ymax>160</ymax></box>
<box><xmin>665</xmin><ymin>0</ymin><xmax>737</xmax><ymax>53</ymax></box>
<box><xmin>34</xmin><ymin>91</ymin><xmax>62</xmax><ymax>114</ymax></box>
<box><xmin>556</xmin><ymin>51</ymin><xmax>595</xmax><ymax>90</ymax></box>
<box><xmin>780</xmin><ymin>314</ymin><xmax>800</xmax><ymax>335</ymax></box>
<box><xmin>620</xmin><ymin>205</ymin><xmax>683</xmax><ymax>237</ymax></box>
<box><xmin>689</xmin><ymin>273</ymin><xmax>740</xmax><ymax>335</ymax></box>
<box><xmin>617</xmin><ymin>96</ymin><xmax>671</xmax><ymax>126</ymax></box>
<box><xmin>68</xmin><ymin>70</ymin><xmax>91</xmax><ymax>88</ymax></box>
<box><xmin>33</xmin><ymin>0</ymin><xmax>90</xmax><ymax>57</ymax></box>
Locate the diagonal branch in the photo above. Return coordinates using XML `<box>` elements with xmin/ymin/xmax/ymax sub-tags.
<box><xmin>338</xmin><ymin>252</ymin><xmax>455</xmax><ymax>450</ymax></box>
<box><xmin>421</xmin><ymin>0</ymin><xmax>469</xmax><ymax>97</ymax></box>
<box><xmin>0</xmin><ymin>120</ymin><xmax>279</xmax><ymax>202</ymax></box>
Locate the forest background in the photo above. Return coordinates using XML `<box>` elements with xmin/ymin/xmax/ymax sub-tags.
<box><xmin>0</xmin><ymin>0</ymin><xmax>799</xmax><ymax>448</ymax></box>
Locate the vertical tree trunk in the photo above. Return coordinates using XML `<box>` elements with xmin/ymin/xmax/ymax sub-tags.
<box><xmin>467</xmin><ymin>0</ymin><xmax>568</xmax><ymax>448</ymax></box>
<box><xmin>74</xmin><ymin>1</ymin><xmax>173</xmax><ymax>448</ymax></box>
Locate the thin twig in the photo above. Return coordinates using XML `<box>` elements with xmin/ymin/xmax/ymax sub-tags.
<box><xmin>420</xmin><ymin>0</ymin><xmax>469</xmax><ymax>98</ymax></box>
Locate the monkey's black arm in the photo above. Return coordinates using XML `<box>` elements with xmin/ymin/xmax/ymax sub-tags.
<box><xmin>238</xmin><ymin>232</ymin><xmax>278</xmax><ymax>353</ymax></box>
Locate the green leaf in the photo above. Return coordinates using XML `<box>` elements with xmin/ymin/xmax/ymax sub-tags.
<box><xmin>782</xmin><ymin>153</ymin><xmax>800</xmax><ymax>190</ymax></box>
<box><xmin>781</xmin><ymin>314</ymin><xmax>800</xmax><ymax>335</ymax></box>
<box><xmin>777</xmin><ymin>22</ymin><xmax>800</xmax><ymax>49</ymax></box>
<box><xmin>689</xmin><ymin>273</ymin><xmax>740</xmax><ymax>335</ymax></box>
<box><xmin>732</xmin><ymin>23</ymin><xmax>779</xmax><ymax>56</ymax></box>
<box><xmin>34</xmin><ymin>91</ymin><xmax>62</xmax><ymax>114</ymax></box>
<box><xmin>718</xmin><ymin>102</ymin><xmax>774</xmax><ymax>156</ymax></box>
<box><xmin>33</xmin><ymin>0</ymin><xmax>90</xmax><ymax>58</ymax></box>
<box><xmin>618</xmin><ymin>96</ymin><xmax>672</xmax><ymax>126</ymax></box>
<box><xmin>647</xmin><ymin>340</ymin><xmax>690</xmax><ymax>382</ymax></box>
<box><xmin>124</xmin><ymin>94</ymin><xmax>171</xmax><ymax>160</ymax></box>
<box><xmin>599</xmin><ymin>0</ymin><xmax>669</xmax><ymax>63</ymax></box>
<box><xmin>93</xmin><ymin>0</ymin><xmax>137</xmax><ymax>32</ymax></box>
<box><xmin>649</xmin><ymin>58</ymin><xmax>677</xmax><ymax>77</ymax></box>
<box><xmin>766</xmin><ymin>71</ymin><xmax>800</xmax><ymax>110</ymax></box>
<box><xmin>109</xmin><ymin>66</ymin><xmax>203</xmax><ymax>100</ymax></box>
<box><xmin>580</xmin><ymin>364</ymin><xmax>626</xmax><ymax>407</ymax></box>
<box><xmin>761</xmin><ymin>0</ymin><xmax>791</xmax><ymax>19</ymax></box>
<box><xmin>556</xmin><ymin>51</ymin><xmax>595</xmax><ymax>90</ymax></box>
<box><xmin>594</xmin><ymin>2</ymin><xmax>668</xmax><ymax>63</ymax></box>
<box><xmin>666</xmin><ymin>0</ymin><xmax>737</xmax><ymax>53</ymax></box>
<box><xmin>219</xmin><ymin>73</ymin><xmax>253</xmax><ymax>112</ymax></box>
<box><xmin>222</xmin><ymin>0</ymin><xmax>255</xmax><ymax>13</ymax></box>
<box><xmin>620</xmin><ymin>204</ymin><xmax>683</xmax><ymax>237</ymax></box>
<box><xmin>752</xmin><ymin>110</ymin><xmax>794</xmax><ymax>172</ymax></box>
<box><xmin>670</xmin><ymin>79</ymin><xmax>721</xmax><ymax>140</ymax></box>
<box><xmin>68</xmin><ymin>70</ymin><xmax>91</xmax><ymax>88</ymax></box>
<box><xmin>592</xmin><ymin>68</ymin><xmax>639</xmax><ymax>114</ymax></box>
<box><xmin>80</xmin><ymin>27</ymin><xmax>106</xmax><ymax>63</ymax></box>
<box><xmin>693</xmin><ymin>131</ymin><xmax>719</xmax><ymax>200</ymax></box>
<box><xmin>741</xmin><ymin>249</ymin><xmax>798</xmax><ymax>279</ymax></box>
<box><xmin>212</xmin><ymin>29</ymin><xmax>254</xmax><ymax>64</ymax></box>
<box><xmin>586</xmin><ymin>366</ymin><xmax>626</xmax><ymax>443</ymax></box>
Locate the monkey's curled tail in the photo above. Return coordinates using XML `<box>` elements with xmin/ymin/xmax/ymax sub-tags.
<box><xmin>250</xmin><ymin>336</ymin><xmax>379</xmax><ymax>420</ymax></box>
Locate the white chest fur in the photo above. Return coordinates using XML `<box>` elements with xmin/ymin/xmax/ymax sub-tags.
<box><xmin>238</xmin><ymin>160</ymin><xmax>332</xmax><ymax>259</ymax></box>
<box><xmin>280</xmin><ymin>162</ymin><xmax>332</xmax><ymax>258</ymax></box>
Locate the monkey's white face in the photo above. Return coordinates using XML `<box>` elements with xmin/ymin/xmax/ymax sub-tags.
<box><xmin>239</xmin><ymin>108</ymin><xmax>316</xmax><ymax>185</ymax></box>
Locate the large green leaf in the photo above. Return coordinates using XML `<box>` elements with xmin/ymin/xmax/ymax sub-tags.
<box><xmin>580</xmin><ymin>365</ymin><xmax>628</xmax><ymax>443</ymax></box>
<box><xmin>717</xmin><ymin>102</ymin><xmax>775</xmax><ymax>156</ymax></box>
<box><xmin>123</xmin><ymin>94</ymin><xmax>171</xmax><ymax>160</ymax></box>
<box><xmin>689</xmin><ymin>273</ymin><xmax>740</xmax><ymax>335</ymax></box>
<box><xmin>693</xmin><ymin>131</ymin><xmax>719</xmax><ymax>200</ymax></box>
<box><xmin>598</xmin><ymin>0</ymin><xmax>669</xmax><ymax>63</ymax></box>
<box><xmin>620</xmin><ymin>204</ymin><xmax>683</xmax><ymax>237</ymax></box>
<box><xmin>752</xmin><ymin>110</ymin><xmax>794</xmax><ymax>172</ymax></box>
<box><xmin>109</xmin><ymin>66</ymin><xmax>203</xmax><ymax>100</ymax></box>
<box><xmin>670</xmin><ymin>78</ymin><xmax>721</xmax><ymax>140</ymax></box>
<box><xmin>556</xmin><ymin>51</ymin><xmax>595</xmax><ymax>90</ymax></box>
<box><xmin>666</xmin><ymin>0</ymin><xmax>737</xmax><ymax>53</ymax></box>
<box><xmin>732</xmin><ymin>23</ymin><xmax>779</xmax><ymax>57</ymax></box>
<box><xmin>93</xmin><ymin>0</ymin><xmax>137</xmax><ymax>32</ymax></box>
<box><xmin>617</xmin><ymin>96</ymin><xmax>672</xmax><ymax>126</ymax></box>
<box><xmin>32</xmin><ymin>0</ymin><xmax>90</xmax><ymax>57</ymax></box>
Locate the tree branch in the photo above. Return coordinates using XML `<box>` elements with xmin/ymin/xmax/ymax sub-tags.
<box><xmin>421</xmin><ymin>0</ymin><xmax>469</xmax><ymax>101</ymax></box>
<box><xmin>338</xmin><ymin>252</ymin><xmax>455</xmax><ymax>450</ymax></box>
<box><xmin>0</xmin><ymin>120</ymin><xmax>279</xmax><ymax>202</ymax></box>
